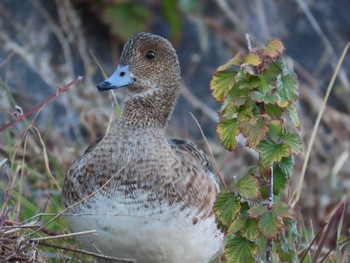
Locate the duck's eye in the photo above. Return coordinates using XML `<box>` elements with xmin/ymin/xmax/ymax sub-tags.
<box><xmin>145</xmin><ymin>50</ymin><xmax>156</xmax><ymax>59</ymax></box>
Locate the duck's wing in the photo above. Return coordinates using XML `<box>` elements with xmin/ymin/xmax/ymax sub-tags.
<box><xmin>82</xmin><ymin>136</ymin><xmax>104</xmax><ymax>155</ymax></box>
<box><xmin>62</xmin><ymin>136</ymin><xmax>104</xmax><ymax>206</ymax></box>
<box><xmin>168</xmin><ymin>138</ymin><xmax>219</xmax><ymax>190</ymax></box>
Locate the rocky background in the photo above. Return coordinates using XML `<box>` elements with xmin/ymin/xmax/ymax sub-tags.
<box><xmin>0</xmin><ymin>0</ymin><xmax>349</xmax><ymax>260</ymax></box>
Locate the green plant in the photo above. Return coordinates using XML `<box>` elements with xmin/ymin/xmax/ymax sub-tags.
<box><xmin>211</xmin><ymin>39</ymin><xmax>302</xmax><ymax>262</ymax></box>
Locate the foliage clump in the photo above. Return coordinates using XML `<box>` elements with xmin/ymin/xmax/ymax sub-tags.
<box><xmin>211</xmin><ymin>39</ymin><xmax>302</xmax><ymax>262</ymax></box>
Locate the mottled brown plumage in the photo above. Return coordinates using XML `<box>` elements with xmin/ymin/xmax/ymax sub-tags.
<box><xmin>61</xmin><ymin>32</ymin><xmax>223</xmax><ymax>263</ymax></box>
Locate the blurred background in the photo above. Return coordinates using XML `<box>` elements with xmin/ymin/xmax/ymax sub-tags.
<box><xmin>0</xmin><ymin>0</ymin><xmax>349</xmax><ymax>261</ymax></box>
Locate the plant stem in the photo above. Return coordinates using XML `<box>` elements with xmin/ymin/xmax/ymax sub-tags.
<box><xmin>266</xmin><ymin>165</ymin><xmax>274</xmax><ymax>263</ymax></box>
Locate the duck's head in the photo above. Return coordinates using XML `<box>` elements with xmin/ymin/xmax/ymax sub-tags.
<box><xmin>97</xmin><ymin>32</ymin><xmax>181</xmax><ymax>96</ymax></box>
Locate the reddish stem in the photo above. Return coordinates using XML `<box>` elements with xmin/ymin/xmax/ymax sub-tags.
<box><xmin>0</xmin><ymin>77</ymin><xmax>83</xmax><ymax>133</ymax></box>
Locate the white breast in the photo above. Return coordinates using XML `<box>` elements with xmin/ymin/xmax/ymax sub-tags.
<box><xmin>66</xmin><ymin>191</ymin><xmax>223</xmax><ymax>263</ymax></box>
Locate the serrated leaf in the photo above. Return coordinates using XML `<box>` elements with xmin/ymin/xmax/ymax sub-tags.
<box><xmin>245</xmin><ymin>53</ymin><xmax>262</xmax><ymax>66</ymax></box>
<box><xmin>276</xmin><ymin>96</ymin><xmax>289</xmax><ymax>108</ymax></box>
<box><xmin>267</xmin><ymin>120</ymin><xmax>282</xmax><ymax>137</ymax></box>
<box><xmin>241</xmin><ymin>64</ymin><xmax>256</xmax><ymax>75</ymax></box>
<box><xmin>275</xmin><ymin>155</ymin><xmax>294</xmax><ymax>176</ymax></box>
<box><xmin>225</xmin><ymin>236</ymin><xmax>258</xmax><ymax>263</ymax></box>
<box><xmin>242</xmin><ymin>218</ymin><xmax>260</xmax><ymax>240</ymax></box>
<box><xmin>265</xmin><ymin>104</ymin><xmax>284</xmax><ymax>117</ymax></box>
<box><xmin>237</xmin><ymin>175</ymin><xmax>261</xmax><ymax>199</ymax></box>
<box><xmin>257</xmin><ymin>139</ymin><xmax>291</xmax><ymax>169</ymax></box>
<box><xmin>248</xmin><ymin>205</ymin><xmax>268</xmax><ymax>218</ymax></box>
<box><xmin>217</xmin><ymin>119</ymin><xmax>239</xmax><ymax>151</ymax></box>
<box><xmin>228</xmin><ymin>211</ymin><xmax>260</xmax><ymax>240</ymax></box>
<box><xmin>237</xmin><ymin>101</ymin><xmax>255</xmax><ymax>121</ymax></box>
<box><xmin>273</xmin><ymin>159</ymin><xmax>290</xmax><ymax>195</ymax></box>
<box><xmin>227</xmin><ymin>85</ymin><xmax>249</xmax><ymax>106</ymax></box>
<box><xmin>259</xmin><ymin>211</ymin><xmax>284</xmax><ymax>239</ymax></box>
<box><xmin>228</xmin><ymin>213</ymin><xmax>246</xmax><ymax>234</ymax></box>
<box><xmin>214</xmin><ymin>192</ymin><xmax>241</xmax><ymax>230</ymax></box>
<box><xmin>277</xmin><ymin>74</ymin><xmax>299</xmax><ymax>102</ymax></box>
<box><xmin>218</xmin><ymin>53</ymin><xmax>243</xmax><ymax>71</ymax></box>
<box><xmin>277</xmin><ymin>234</ymin><xmax>297</xmax><ymax>262</ymax></box>
<box><xmin>247</xmin><ymin>165</ymin><xmax>258</xmax><ymax>176</ymax></box>
<box><xmin>250</xmin><ymin>90</ymin><xmax>279</xmax><ymax>104</ymax></box>
<box><xmin>287</xmin><ymin>104</ymin><xmax>300</xmax><ymax>129</ymax></box>
<box><xmin>210</xmin><ymin>70</ymin><xmax>236</xmax><ymax>102</ymax></box>
<box><xmin>273</xmin><ymin>202</ymin><xmax>293</xmax><ymax>219</ymax></box>
<box><xmin>239</xmin><ymin>116</ymin><xmax>268</xmax><ymax>148</ymax></box>
<box><xmin>282</xmin><ymin>132</ymin><xmax>302</xmax><ymax>154</ymax></box>
<box><xmin>256</xmin><ymin>237</ymin><xmax>268</xmax><ymax>260</ymax></box>
<box><xmin>221</xmin><ymin>101</ymin><xmax>238</xmax><ymax>119</ymax></box>
<box><xmin>264</xmin><ymin>39</ymin><xmax>285</xmax><ymax>58</ymax></box>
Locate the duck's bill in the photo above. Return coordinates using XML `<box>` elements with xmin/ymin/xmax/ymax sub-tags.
<box><xmin>97</xmin><ymin>65</ymin><xmax>135</xmax><ymax>91</ymax></box>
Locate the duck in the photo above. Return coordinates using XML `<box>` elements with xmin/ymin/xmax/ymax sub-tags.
<box><xmin>61</xmin><ymin>32</ymin><xmax>223</xmax><ymax>263</ymax></box>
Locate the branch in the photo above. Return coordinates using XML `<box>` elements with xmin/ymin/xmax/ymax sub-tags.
<box><xmin>0</xmin><ymin>77</ymin><xmax>83</xmax><ymax>133</ymax></box>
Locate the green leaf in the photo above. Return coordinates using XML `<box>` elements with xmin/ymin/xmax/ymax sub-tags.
<box><xmin>255</xmin><ymin>237</ymin><xmax>268</xmax><ymax>261</ymax></box>
<box><xmin>264</xmin><ymin>39</ymin><xmax>285</xmax><ymax>58</ymax></box>
<box><xmin>273</xmin><ymin>160</ymin><xmax>290</xmax><ymax>195</ymax></box>
<box><xmin>273</xmin><ymin>202</ymin><xmax>293</xmax><ymax>219</ymax></box>
<box><xmin>228</xmin><ymin>212</ymin><xmax>260</xmax><ymax>240</ymax></box>
<box><xmin>211</xmin><ymin>70</ymin><xmax>236</xmax><ymax>102</ymax></box>
<box><xmin>276</xmin><ymin>234</ymin><xmax>297</xmax><ymax>262</ymax></box>
<box><xmin>214</xmin><ymin>192</ymin><xmax>241</xmax><ymax>231</ymax></box>
<box><xmin>241</xmin><ymin>64</ymin><xmax>256</xmax><ymax>75</ymax></box>
<box><xmin>221</xmin><ymin>100</ymin><xmax>238</xmax><ymax>119</ymax></box>
<box><xmin>277</xmin><ymin>74</ymin><xmax>299</xmax><ymax>102</ymax></box>
<box><xmin>275</xmin><ymin>155</ymin><xmax>294</xmax><ymax>176</ymax></box>
<box><xmin>250</xmin><ymin>90</ymin><xmax>279</xmax><ymax>104</ymax></box>
<box><xmin>247</xmin><ymin>165</ymin><xmax>258</xmax><ymax>176</ymax></box>
<box><xmin>248</xmin><ymin>205</ymin><xmax>268</xmax><ymax>218</ymax></box>
<box><xmin>241</xmin><ymin>218</ymin><xmax>260</xmax><ymax>240</ymax></box>
<box><xmin>225</xmin><ymin>236</ymin><xmax>258</xmax><ymax>263</ymax></box>
<box><xmin>245</xmin><ymin>53</ymin><xmax>262</xmax><ymax>66</ymax></box>
<box><xmin>258</xmin><ymin>211</ymin><xmax>284</xmax><ymax>239</ymax></box>
<box><xmin>104</xmin><ymin>4</ymin><xmax>151</xmax><ymax>41</ymax></box>
<box><xmin>267</xmin><ymin>120</ymin><xmax>282</xmax><ymax>137</ymax></box>
<box><xmin>257</xmin><ymin>139</ymin><xmax>291</xmax><ymax>169</ymax></box>
<box><xmin>228</xmin><ymin>213</ymin><xmax>246</xmax><ymax>234</ymax></box>
<box><xmin>237</xmin><ymin>100</ymin><xmax>255</xmax><ymax>121</ymax></box>
<box><xmin>217</xmin><ymin>119</ymin><xmax>239</xmax><ymax>151</ymax></box>
<box><xmin>239</xmin><ymin>116</ymin><xmax>268</xmax><ymax>148</ymax></box>
<box><xmin>265</xmin><ymin>104</ymin><xmax>283</xmax><ymax>117</ymax></box>
<box><xmin>287</xmin><ymin>104</ymin><xmax>300</xmax><ymax>130</ymax></box>
<box><xmin>237</xmin><ymin>175</ymin><xmax>261</xmax><ymax>199</ymax></box>
<box><xmin>282</xmin><ymin>132</ymin><xmax>302</xmax><ymax>155</ymax></box>
<box><xmin>218</xmin><ymin>53</ymin><xmax>243</xmax><ymax>71</ymax></box>
<box><xmin>227</xmin><ymin>85</ymin><xmax>249</xmax><ymax>106</ymax></box>
<box><xmin>276</xmin><ymin>96</ymin><xmax>289</xmax><ymax>108</ymax></box>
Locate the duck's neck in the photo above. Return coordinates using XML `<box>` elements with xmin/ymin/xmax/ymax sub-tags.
<box><xmin>119</xmin><ymin>85</ymin><xmax>179</xmax><ymax>129</ymax></box>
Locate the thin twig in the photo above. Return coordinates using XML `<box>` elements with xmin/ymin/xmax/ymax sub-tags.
<box><xmin>266</xmin><ymin>166</ymin><xmax>274</xmax><ymax>263</ymax></box>
<box><xmin>30</xmin><ymin>230</ymin><xmax>97</xmax><ymax>241</ymax></box>
<box><xmin>295</xmin><ymin>0</ymin><xmax>349</xmax><ymax>88</ymax></box>
<box><xmin>300</xmin><ymin>222</ymin><xmax>328</xmax><ymax>262</ymax></box>
<box><xmin>37</xmin><ymin>241</ymin><xmax>136</xmax><ymax>262</ymax></box>
<box><xmin>31</xmin><ymin>0</ymin><xmax>74</xmax><ymax>77</ymax></box>
<box><xmin>0</xmin><ymin>77</ymin><xmax>82</xmax><ymax>133</ymax></box>
<box><xmin>24</xmin><ymin>163</ymin><xmax>127</xmax><ymax>238</ymax></box>
<box><xmin>189</xmin><ymin>112</ymin><xmax>227</xmax><ymax>189</ymax></box>
<box><xmin>0</xmin><ymin>51</ymin><xmax>15</xmax><ymax>68</ymax></box>
<box><xmin>291</xmin><ymin>42</ymin><xmax>350</xmax><ymax>207</ymax></box>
